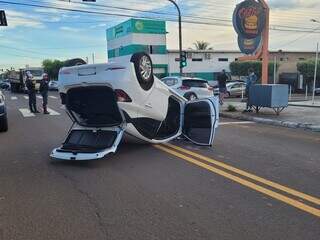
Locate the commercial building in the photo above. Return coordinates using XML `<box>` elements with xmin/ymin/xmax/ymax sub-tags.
<box><xmin>106</xmin><ymin>18</ymin><xmax>317</xmax><ymax>86</ymax></box>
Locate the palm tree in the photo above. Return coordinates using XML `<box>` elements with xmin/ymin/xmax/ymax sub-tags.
<box><xmin>193</xmin><ymin>41</ymin><xmax>212</xmax><ymax>50</ymax></box>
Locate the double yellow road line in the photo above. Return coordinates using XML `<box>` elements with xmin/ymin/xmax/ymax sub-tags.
<box><xmin>154</xmin><ymin>143</ymin><xmax>320</xmax><ymax>218</ymax></box>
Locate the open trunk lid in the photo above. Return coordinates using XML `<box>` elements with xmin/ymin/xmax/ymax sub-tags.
<box><xmin>51</xmin><ymin>86</ymin><xmax>126</xmax><ymax>161</ymax></box>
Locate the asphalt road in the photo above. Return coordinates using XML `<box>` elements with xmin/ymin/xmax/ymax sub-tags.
<box><xmin>0</xmin><ymin>90</ymin><xmax>319</xmax><ymax>240</ymax></box>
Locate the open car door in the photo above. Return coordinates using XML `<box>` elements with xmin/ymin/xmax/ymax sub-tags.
<box><xmin>183</xmin><ymin>97</ymin><xmax>219</xmax><ymax>146</ymax></box>
<box><xmin>51</xmin><ymin>86</ymin><xmax>125</xmax><ymax>160</ymax></box>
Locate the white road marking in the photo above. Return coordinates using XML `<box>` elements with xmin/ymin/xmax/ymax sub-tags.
<box><xmin>11</xmin><ymin>96</ymin><xmax>18</xmax><ymax>100</ymax></box>
<box><xmin>219</xmin><ymin>121</ymin><xmax>255</xmax><ymax>126</ymax></box>
<box><xmin>47</xmin><ymin>108</ymin><xmax>60</xmax><ymax>116</ymax></box>
<box><xmin>49</xmin><ymin>96</ymin><xmax>58</xmax><ymax>99</ymax></box>
<box><xmin>23</xmin><ymin>96</ymin><xmax>29</xmax><ymax>100</ymax></box>
<box><xmin>37</xmin><ymin>96</ymin><xmax>42</xmax><ymax>99</ymax></box>
<box><xmin>19</xmin><ymin>108</ymin><xmax>35</xmax><ymax>117</ymax></box>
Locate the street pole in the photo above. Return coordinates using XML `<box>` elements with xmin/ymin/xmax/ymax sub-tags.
<box><xmin>168</xmin><ymin>0</ymin><xmax>183</xmax><ymax>76</ymax></box>
<box><xmin>273</xmin><ymin>55</ymin><xmax>277</xmax><ymax>84</ymax></box>
<box><xmin>92</xmin><ymin>52</ymin><xmax>95</xmax><ymax>64</ymax></box>
<box><xmin>312</xmin><ymin>42</ymin><xmax>319</xmax><ymax>104</ymax></box>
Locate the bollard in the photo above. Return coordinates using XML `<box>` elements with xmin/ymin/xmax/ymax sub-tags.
<box><xmin>289</xmin><ymin>85</ymin><xmax>292</xmax><ymax>101</ymax></box>
<box><xmin>305</xmin><ymin>85</ymin><xmax>308</xmax><ymax>100</ymax></box>
<box><xmin>241</xmin><ymin>86</ymin><xmax>244</xmax><ymax>99</ymax></box>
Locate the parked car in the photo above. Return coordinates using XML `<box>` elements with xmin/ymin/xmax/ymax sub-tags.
<box><xmin>0</xmin><ymin>80</ymin><xmax>11</xmax><ymax>90</ymax></box>
<box><xmin>48</xmin><ymin>80</ymin><xmax>59</xmax><ymax>91</ymax></box>
<box><xmin>214</xmin><ymin>81</ymin><xmax>246</xmax><ymax>97</ymax></box>
<box><xmin>161</xmin><ymin>77</ymin><xmax>213</xmax><ymax>101</ymax></box>
<box><xmin>51</xmin><ymin>53</ymin><xmax>219</xmax><ymax>161</ymax></box>
<box><xmin>315</xmin><ymin>87</ymin><xmax>320</xmax><ymax>95</ymax></box>
<box><xmin>0</xmin><ymin>90</ymin><xmax>8</xmax><ymax>132</ymax></box>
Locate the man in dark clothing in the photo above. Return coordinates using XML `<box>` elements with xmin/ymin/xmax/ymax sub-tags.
<box><xmin>25</xmin><ymin>72</ymin><xmax>39</xmax><ymax>113</ymax></box>
<box><xmin>39</xmin><ymin>73</ymin><xmax>50</xmax><ymax>114</ymax></box>
<box><xmin>217</xmin><ymin>69</ymin><xmax>228</xmax><ymax>105</ymax></box>
<box><xmin>244</xmin><ymin>68</ymin><xmax>258</xmax><ymax>112</ymax></box>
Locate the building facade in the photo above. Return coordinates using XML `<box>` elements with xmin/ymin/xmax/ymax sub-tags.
<box><xmin>107</xmin><ymin>18</ymin><xmax>317</xmax><ymax>84</ymax></box>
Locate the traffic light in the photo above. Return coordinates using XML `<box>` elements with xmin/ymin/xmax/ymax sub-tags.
<box><xmin>180</xmin><ymin>51</ymin><xmax>187</xmax><ymax>68</ymax></box>
<box><xmin>0</xmin><ymin>10</ymin><xmax>7</xmax><ymax>26</ymax></box>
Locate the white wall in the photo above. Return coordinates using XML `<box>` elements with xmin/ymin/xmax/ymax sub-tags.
<box><xmin>167</xmin><ymin>52</ymin><xmax>243</xmax><ymax>74</ymax></box>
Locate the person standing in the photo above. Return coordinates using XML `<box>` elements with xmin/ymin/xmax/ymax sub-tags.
<box><xmin>25</xmin><ymin>71</ymin><xmax>39</xmax><ymax>113</ymax></box>
<box><xmin>39</xmin><ymin>73</ymin><xmax>50</xmax><ymax>114</ymax></box>
<box><xmin>217</xmin><ymin>69</ymin><xmax>228</xmax><ymax>105</ymax></box>
<box><xmin>244</xmin><ymin>68</ymin><xmax>258</xmax><ymax>112</ymax></box>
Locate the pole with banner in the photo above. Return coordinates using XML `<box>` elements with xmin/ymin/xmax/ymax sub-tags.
<box><xmin>233</xmin><ymin>0</ymin><xmax>269</xmax><ymax>85</ymax></box>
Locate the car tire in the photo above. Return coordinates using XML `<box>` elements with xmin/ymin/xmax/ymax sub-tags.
<box><xmin>131</xmin><ymin>52</ymin><xmax>154</xmax><ymax>91</ymax></box>
<box><xmin>64</xmin><ymin>58</ymin><xmax>87</xmax><ymax>67</ymax></box>
<box><xmin>185</xmin><ymin>93</ymin><xmax>198</xmax><ymax>101</ymax></box>
<box><xmin>0</xmin><ymin>114</ymin><xmax>8</xmax><ymax>132</ymax></box>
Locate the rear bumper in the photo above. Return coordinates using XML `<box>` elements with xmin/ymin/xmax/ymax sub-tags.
<box><xmin>50</xmin><ymin>147</ymin><xmax>117</xmax><ymax>161</ymax></box>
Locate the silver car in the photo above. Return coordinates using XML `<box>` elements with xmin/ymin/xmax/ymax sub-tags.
<box><xmin>161</xmin><ymin>77</ymin><xmax>214</xmax><ymax>101</ymax></box>
<box><xmin>214</xmin><ymin>82</ymin><xmax>246</xmax><ymax>98</ymax></box>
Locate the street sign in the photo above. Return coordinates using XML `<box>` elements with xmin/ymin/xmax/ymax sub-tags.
<box><xmin>0</xmin><ymin>10</ymin><xmax>8</xmax><ymax>26</ymax></box>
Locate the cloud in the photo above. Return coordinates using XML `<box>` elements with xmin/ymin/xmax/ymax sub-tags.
<box><xmin>5</xmin><ymin>10</ymin><xmax>45</xmax><ymax>29</ymax></box>
<box><xmin>59</xmin><ymin>26</ymin><xmax>81</xmax><ymax>32</ymax></box>
<box><xmin>269</xmin><ymin>0</ymin><xmax>320</xmax><ymax>9</ymax></box>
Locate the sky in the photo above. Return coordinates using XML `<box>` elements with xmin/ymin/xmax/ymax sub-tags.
<box><xmin>1</xmin><ymin>0</ymin><xmax>320</xmax><ymax>69</ymax></box>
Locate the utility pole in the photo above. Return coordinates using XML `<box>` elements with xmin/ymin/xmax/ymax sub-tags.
<box><xmin>168</xmin><ymin>0</ymin><xmax>183</xmax><ymax>76</ymax></box>
<box><xmin>273</xmin><ymin>55</ymin><xmax>277</xmax><ymax>84</ymax></box>
<box><xmin>312</xmin><ymin>42</ymin><xmax>319</xmax><ymax>104</ymax></box>
<box><xmin>92</xmin><ymin>53</ymin><xmax>95</xmax><ymax>64</ymax></box>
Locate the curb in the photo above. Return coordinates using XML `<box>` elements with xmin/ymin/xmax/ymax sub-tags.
<box><xmin>220</xmin><ymin>112</ymin><xmax>320</xmax><ymax>132</ymax></box>
<box><xmin>288</xmin><ymin>104</ymin><xmax>320</xmax><ymax>109</ymax></box>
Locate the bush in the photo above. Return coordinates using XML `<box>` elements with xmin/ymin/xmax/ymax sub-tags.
<box><xmin>229</xmin><ymin>61</ymin><xmax>279</xmax><ymax>82</ymax></box>
<box><xmin>227</xmin><ymin>104</ymin><xmax>237</xmax><ymax>112</ymax></box>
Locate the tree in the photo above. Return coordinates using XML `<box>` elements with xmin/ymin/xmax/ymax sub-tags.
<box><xmin>229</xmin><ymin>61</ymin><xmax>279</xmax><ymax>83</ymax></box>
<box><xmin>42</xmin><ymin>59</ymin><xmax>65</xmax><ymax>80</ymax></box>
<box><xmin>193</xmin><ymin>41</ymin><xmax>212</xmax><ymax>50</ymax></box>
<box><xmin>297</xmin><ymin>60</ymin><xmax>320</xmax><ymax>84</ymax></box>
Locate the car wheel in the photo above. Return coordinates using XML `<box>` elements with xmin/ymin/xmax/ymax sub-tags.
<box><xmin>64</xmin><ymin>58</ymin><xmax>87</xmax><ymax>67</ymax></box>
<box><xmin>131</xmin><ymin>52</ymin><xmax>154</xmax><ymax>91</ymax></box>
<box><xmin>0</xmin><ymin>114</ymin><xmax>8</xmax><ymax>132</ymax></box>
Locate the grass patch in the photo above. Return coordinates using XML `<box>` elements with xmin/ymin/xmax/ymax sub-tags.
<box><xmin>227</xmin><ymin>104</ymin><xmax>237</xmax><ymax>112</ymax></box>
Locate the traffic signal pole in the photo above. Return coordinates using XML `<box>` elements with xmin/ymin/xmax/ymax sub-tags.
<box><xmin>168</xmin><ymin>0</ymin><xmax>183</xmax><ymax>76</ymax></box>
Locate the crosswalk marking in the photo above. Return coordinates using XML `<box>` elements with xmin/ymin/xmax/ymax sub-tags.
<box><xmin>47</xmin><ymin>108</ymin><xmax>60</xmax><ymax>116</ymax></box>
<box><xmin>49</xmin><ymin>96</ymin><xmax>58</xmax><ymax>99</ymax></box>
<box><xmin>37</xmin><ymin>96</ymin><xmax>42</xmax><ymax>99</ymax></box>
<box><xmin>19</xmin><ymin>108</ymin><xmax>35</xmax><ymax>117</ymax></box>
<box><xmin>23</xmin><ymin>96</ymin><xmax>29</xmax><ymax>100</ymax></box>
<box><xmin>11</xmin><ymin>96</ymin><xmax>17</xmax><ymax>100</ymax></box>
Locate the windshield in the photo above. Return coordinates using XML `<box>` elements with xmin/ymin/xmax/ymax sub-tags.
<box><xmin>29</xmin><ymin>70</ymin><xmax>44</xmax><ymax>77</ymax></box>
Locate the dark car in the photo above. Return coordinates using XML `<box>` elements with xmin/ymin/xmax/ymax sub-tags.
<box><xmin>0</xmin><ymin>80</ymin><xmax>11</xmax><ymax>90</ymax></box>
<box><xmin>0</xmin><ymin>90</ymin><xmax>8</xmax><ymax>132</ymax></box>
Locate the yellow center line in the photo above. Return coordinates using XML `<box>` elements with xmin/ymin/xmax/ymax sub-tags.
<box><xmin>164</xmin><ymin>143</ymin><xmax>320</xmax><ymax>206</ymax></box>
<box><xmin>154</xmin><ymin>145</ymin><xmax>320</xmax><ymax>218</ymax></box>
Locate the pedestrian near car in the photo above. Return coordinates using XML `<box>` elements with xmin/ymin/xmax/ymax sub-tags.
<box><xmin>244</xmin><ymin>68</ymin><xmax>258</xmax><ymax>112</ymax></box>
<box><xmin>25</xmin><ymin>71</ymin><xmax>39</xmax><ymax>113</ymax></box>
<box><xmin>217</xmin><ymin>69</ymin><xmax>228</xmax><ymax>105</ymax></box>
<box><xmin>39</xmin><ymin>73</ymin><xmax>50</xmax><ymax>114</ymax></box>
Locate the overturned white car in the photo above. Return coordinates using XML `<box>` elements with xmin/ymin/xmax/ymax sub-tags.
<box><xmin>51</xmin><ymin>53</ymin><xmax>219</xmax><ymax>161</ymax></box>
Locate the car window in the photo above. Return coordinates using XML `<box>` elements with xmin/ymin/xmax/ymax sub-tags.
<box><xmin>232</xmin><ymin>84</ymin><xmax>240</xmax><ymax>88</ymax></box>
<box><xmin>162</xmin><ymin>78</ymin><xmax>178</xmax><ymax>87</ymax></box>
<box><xmin>183</xmin><ymin>80</ymin><xmax>208</xmax><ymax>88</ymax></box>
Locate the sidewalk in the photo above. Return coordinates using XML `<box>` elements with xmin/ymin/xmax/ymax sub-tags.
<box><xmin>220</xmin><ymin>101</ymin><xmax>320</xmax><ymax>132</ymax></box>
<box><xmin>289</xmin><ymin>100</ymin><xmax>320</xmax><ymax>108</ymax></box>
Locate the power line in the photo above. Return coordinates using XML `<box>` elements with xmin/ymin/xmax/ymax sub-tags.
<box><xmin>3</xmin><ymin>0</ymin><xmax>320</xmax><ymax>34</ymax></box>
